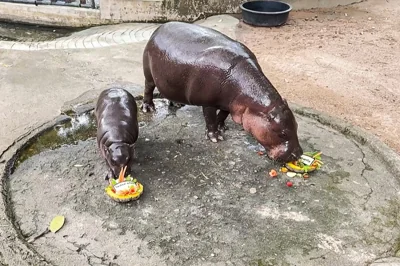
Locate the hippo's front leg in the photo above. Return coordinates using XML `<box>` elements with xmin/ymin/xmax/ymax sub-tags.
<box><xmin>217</xmin><ymin>110</ymin><xmax>230</xmax><ymax>132</ymax></box>
<box><xmin>203</xmin><ymin>106</ymin><xmax>224</xmax><ymax>143</ymax></box>
<box><xmin>105</xmin><ymin>168</ymin><xmax>114</xmax><ymax>180</ymax></box>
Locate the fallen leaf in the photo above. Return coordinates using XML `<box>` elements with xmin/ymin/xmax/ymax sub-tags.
<box><xmin>49</xmin><ymin>215</ymin><xmax>65</xmax><ymax>233</ymax></box>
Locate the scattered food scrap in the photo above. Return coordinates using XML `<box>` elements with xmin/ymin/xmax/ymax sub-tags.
<box><xmin>286</xmin><ymin>172</ymin><xmax>297</xmax><ymax>178</ymax></box>
<box><xmin>280</xmin><ymin>167</ymin><xmax>288</xmax><ymax>173</ymax></box>
<box><xmin>269</xmin><ymin>169</ymin><xmax>278</xmax><ymax>177</ymax></box>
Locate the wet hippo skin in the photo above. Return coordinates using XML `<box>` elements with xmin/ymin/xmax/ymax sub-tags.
<box><xmin>95</xmin><ymin>88</ymin><xmax>139</xmax><ymax>180</ymax></box>
<box><xmin>141</xmin><ymin>21</ymin><xmax>302</xmax><ymax>163</ymax></box>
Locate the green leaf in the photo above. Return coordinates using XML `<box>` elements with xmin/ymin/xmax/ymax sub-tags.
<box><xmin>49</xmin><ymin>215</ymin><xmax>65</xmax><ymax>233</ymax></box>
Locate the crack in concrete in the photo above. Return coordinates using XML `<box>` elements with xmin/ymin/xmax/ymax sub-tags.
<box><xmin>66</xmin><ymin>240</ymin><xmax>116</xmax><ymax>266</ymax></box>
<box><xmin>309</xmin><ymin>251</ymin><xmax>330</xmax><ymax>261</ymax></box>
<box><xmin>353</xmin><ymin>141</ymin><xmax>373</xmax><ymax>209</ymax></box>
<box><xmin>0</xmin><ymin>128</ymin><xmax>36</xmax><ymax>160</ymax></box>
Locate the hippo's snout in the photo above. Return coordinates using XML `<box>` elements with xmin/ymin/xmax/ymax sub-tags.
<box><xmin>267</xmin><ymin>143</ymin><xmax>303</xmax><ymax>163</ymax></box>
<box><xmin>285</xmin><ymin>145</ymin><xmax>303</xmax><ymax>162</ymax></box>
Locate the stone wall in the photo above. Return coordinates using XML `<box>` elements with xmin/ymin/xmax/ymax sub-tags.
<box><xmin>100</xmin><ymin>0</ymin><xmax>363</xmax><ymax>22</ymax></box>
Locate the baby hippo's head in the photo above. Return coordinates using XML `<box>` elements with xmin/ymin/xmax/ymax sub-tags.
<box><xmin>104</xmin><ymin>143</ymin><xmax>135</xmax><ymax>179</ymax></box>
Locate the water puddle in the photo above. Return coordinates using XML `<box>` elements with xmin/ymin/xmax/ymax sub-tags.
<box><xmin>15</xmin><ymin>99</ymin><xmax>176</xmax><ymax>167</ymax></box>
<box><xmin>0</xmin><ymin>21</ymin><xmax>81</xmax><ymax>42</ymax></box>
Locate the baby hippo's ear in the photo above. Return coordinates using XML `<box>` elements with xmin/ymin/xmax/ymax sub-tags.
<box><xmin>129</xmin><ymin>143</ymin><xmax>136</xmax><ymax>149</ymax></box>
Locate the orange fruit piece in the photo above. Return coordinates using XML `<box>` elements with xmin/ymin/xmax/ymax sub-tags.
<box><xmin>269</xmin><ymin>169</ymin><xmax>278</xmax><ymax>177</ymax></box>
<box><xmin>280</xmin><ymin>167</ymin><xmax>288</xmax><ymax>173</ymax></box>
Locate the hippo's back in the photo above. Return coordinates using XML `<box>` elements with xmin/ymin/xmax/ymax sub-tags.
<box><xmin>143</xmin><ymin>22</ymin><xmax>262</xmax><ymax>106</ymax></box>
<box><xmin>148</xmin><ymin>22</ymin><xmax>251</xmax><ymax>59</ymax></box>
<box><xmin>95</xmin><ymin>88</ymin><xmax>138</xmax><ymax>145</ymax></box>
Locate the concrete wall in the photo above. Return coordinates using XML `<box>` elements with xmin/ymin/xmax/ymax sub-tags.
<box><xmin>0</xmin><ymin>2</ymin><xmax>105</xmax><ymax>27</ymax></box>
<box><xmin>0</xmin><ymin>0</ymin><xmax>363</xmax><ymax>27</ymax></box>
<box><xmin>100</xmin><ymin>0</ymin><xmax>363</xmax><ymax>22</ymax></box>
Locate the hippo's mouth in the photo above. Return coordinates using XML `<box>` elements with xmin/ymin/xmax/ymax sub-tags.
<box><xmin>266</xmin><ymin>145</ymin><xmax>301</xmax><ymax>163</ymax></box>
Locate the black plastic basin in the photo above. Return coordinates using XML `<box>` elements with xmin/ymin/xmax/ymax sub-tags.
<box><xmin>240</xmin><ymin>1</ymin><xmax>292</xmax><ymax>27</ymax></box>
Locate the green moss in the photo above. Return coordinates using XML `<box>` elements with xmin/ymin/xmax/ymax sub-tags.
<box><xmin>15</xmin><ymin>114</ymin><xmax>97</xmax><ymax>167</ymax></box>
<box><xmin>14</xmin><ymin>103</ymin><xmax>151</xmax><ymax>168</ymax></box>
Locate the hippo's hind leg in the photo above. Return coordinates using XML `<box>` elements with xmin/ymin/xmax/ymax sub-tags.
<box><xmin>203</xmin><ymin>106</ymin><xmax>224</xmax><ymax>143</ymax></box>
<box><xmin>169</xmin><ymin>101</ymin><xmax>186</xmax><ymax>108</ymax></box>
<box><xmin>217</xmin><ymin>110</ymin><xmax>230</xmax><ymax>132</ymax></box>
<box><xmin>141</xmin><ymin>79</ymin><xmax>156</xmax><ymax>113</ymax></box>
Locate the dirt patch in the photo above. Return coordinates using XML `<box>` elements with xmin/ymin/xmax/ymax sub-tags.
<box><xmin>7</xmin><ymin>100</ymin><xmax>400</xmax><ymax>266</ymax></box>
<box><xmin>236</xmin><ymin>0</ymin><xmax>400</xmax><ymax>153</ymax></box>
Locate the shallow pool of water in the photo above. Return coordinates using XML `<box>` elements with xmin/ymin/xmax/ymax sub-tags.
<box><xmin>0</xmin><ymin>21</ymin><xmax>81</xmax><ymax>42</ymax></box>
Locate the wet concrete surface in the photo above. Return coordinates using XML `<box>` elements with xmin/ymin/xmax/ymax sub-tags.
<box><xmin>7</xmin><ymin>99</ymin><xmax>400</xmax><ymax>266</ymax></box>
<box><xmin>0</xmin><ymin>21</ymin><xmax>77</xmax><ymax>42</ymax></box>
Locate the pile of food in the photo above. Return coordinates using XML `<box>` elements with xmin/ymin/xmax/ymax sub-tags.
<box><xmin>285</xmin><ymin>151</ymin><xmax>323</xmax><ymax>173</ymax></box>
<box><xmin>267</xmin><ymin>151</ymin><xmax>324</xmax><ymax>186</ymax></box>
<box><xmin>105</xmin><ymin>166</ymin><xmax>144</xmax><ymax>202</ymax></box>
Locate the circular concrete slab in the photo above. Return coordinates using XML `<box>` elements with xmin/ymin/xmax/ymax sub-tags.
<box><xmin>0</xmin><ymin>23</ymin><xmax>159</xmax><ymax>51</ymax></box>
<box><xmin>0</xmin><ymin>15</ymin><xmax>239</xmax><ymax>51</ymax></box>
<box><xmin>8</xmin><ymin>99</ymin><xmax>400</xmax><ymax>266</ymax></box>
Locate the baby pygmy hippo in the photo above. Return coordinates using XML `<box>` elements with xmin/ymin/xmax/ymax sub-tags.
<box><xmin>95</xmin><ymin>88</ymin><xmax>139</xmax><ymax>180</ymax></box>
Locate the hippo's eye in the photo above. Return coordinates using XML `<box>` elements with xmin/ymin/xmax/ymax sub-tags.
<box><xmin>279</xmin><ymin>132</ymin><xmax>287</xmax><ymax>139</ymax></box>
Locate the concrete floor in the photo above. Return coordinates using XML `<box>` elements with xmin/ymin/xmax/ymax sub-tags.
<box><xmin>7</xmin><ymin>99</ymin><xmax>400</xmax><ymax>266</ymax></box>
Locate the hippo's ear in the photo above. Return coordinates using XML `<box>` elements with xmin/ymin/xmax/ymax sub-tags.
<box><xmin>260</xmin><ymin>111</ymin><xmax>273</xmax><ymax>122</ymax></box>
<box><xmin>267</xmin><ymin>113</ymin><xmax>274</xmax><ymax>122</ymax></box>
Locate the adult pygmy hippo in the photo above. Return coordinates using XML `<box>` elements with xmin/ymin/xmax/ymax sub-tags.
<box><xmin>95</xmin><ymin>88</ymin><xmax>139</xmax><ymax>179</ymax></box>
<box><xmin>141</xmin><ymin>22</ymin><xmax>302</xmax><ymax>163</ymax></box>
